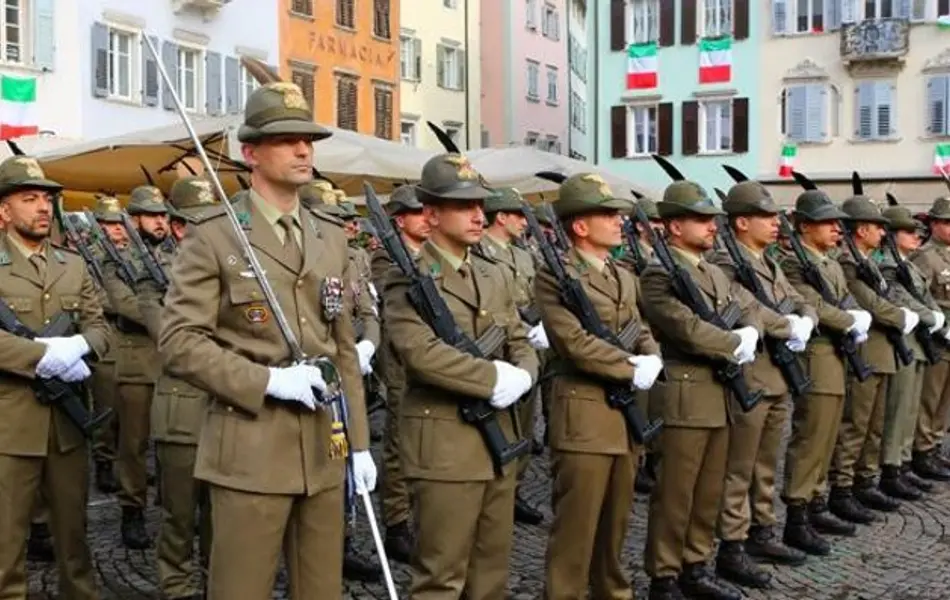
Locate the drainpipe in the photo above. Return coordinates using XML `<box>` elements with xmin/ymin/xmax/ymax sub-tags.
<box><xmin>464</xmin><ymin>0</ymin><xmax>471</xmax><ymax>149</ymax></box>
<box><xmin>591</xmin><ymin>0</ymin><xmax>598</xmax><ymax>163</ymax></box>
<box><xmin>567</xmin><ymin>8</ymin><xmax>572</xmax><ymax>157</ymax></box>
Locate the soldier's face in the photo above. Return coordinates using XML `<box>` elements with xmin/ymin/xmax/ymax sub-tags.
<box><xmin>0</xmin><ymin>189</ymin><xmax>53</xmax><ymax>241</ymax></box>
<box><xmin>572</xmin><ymin>211</ymin><xmax>623</xmax><ymax>250</ymax></box>
<box><xmin>101</xmin><ymin>222</ymin><xmax>128</xmax><ymax>246</ymax></box>
<box><xmin>497</xmin><ymin>211</ymin><xmax>527</xmax><ymax>238</ymax></box>
<box><xmin>736</xmin><ymin>214</ymin><xmax>779</xmax><ymax>247</ymax></box>
<box><xmin>136</xmin><ymin>213</ymin><xmax>169</xmax><ymax>241</ymax></box>
<box><xmin>894</xmin><ymin>229</ymin><xmax>920</xmax><ymax>254</ymax></box>
<box><xmin>424</xmin><ymin>200</ymin><xmax>485</xmax><ymax>246</ymax></box>
<box><xmin>855</xmin><ymin>222</ymin><xmax>885</xmax><ymax>249</ymax></box>
<box><xmin>396</xmin><ymin>210</ymin><xmax>430</xmax><ymax>242</ymax></box>
<box><xmin>669</xmin><ymin>216</ymin><xmax>718</xmax><ymax>251</ymax></box>
<box><xmin>242</xmin><ymin>135</ymin><xmax>314</xmax><ymax>188</ymax></box>
<box><xmin>343</xmin><ymin>219</ymin><xmax>360</xmax><ymax>239</ymax></box>
<box><xmin>931</xmin><ymin>220</ymin><xmax>950</xmax><ymax>244</ymax></box>
<box><xmin>800</xmin><ymin>221</ymin><xmax>840</xmax><ymax>251</ymax></box>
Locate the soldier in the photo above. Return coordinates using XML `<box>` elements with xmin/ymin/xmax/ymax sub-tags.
<box><xmin>879</xmin><ymin>205</ymin><xmax>944</xmax><ymax>499</ymax></box>
<box><xmin>140</xmin><ymin>177</ymin><xmax>217</xmax><ymax>600</ymax></box>
<box><xmin>474</xmin><ymin>186</ymin><xmax>548</xmax><ymax>526</ymax></box>
<box><xmin>707</xmin><ymin>182</ymin><xmax>815</xmax><ymax>589</ymax></box>
<box><xmin>909</xmin><ymin>196</ymin><xmax>950</xmax><ymax>480</ymax></box>
<box><xmin>828</xmin><ymin>197</ymin><xmax>919</xmax><ymax>523</ymax></box>
<box><xmin>640</xmin><ymin>181</ymin><xmax>778</xmax><ymax>600</ymax></box>
<box><xmin>158</xmin><ymin>82</ymin><xmax>376</xmax><ymax>598</ymax></box>
<box><xmin>778</xmin><ymin>191</ymin><xmax>871</xmax><ymax>555</ymax></box>
<box><xmin>383</xmin><ymin>153</ymin><xmax>538</xmax><ymax>598</ymax></box>
<box><xmin>534</xmin><ymin>174</ymin><xmax>663</xmax><ymax>599</ymax></box>
<box><xmin>0</xmin><ymin>155</ymin><xmax>112</xmax><ymax>599</ymax></box>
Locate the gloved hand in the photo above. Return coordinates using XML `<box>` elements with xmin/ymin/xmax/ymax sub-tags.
<box><xmin>787</xmin><ymin>315</ymin><xmax>814</xmax><ymax>345</ymax></box>
<box><xmin>629</xmin><ymin>354</ymin><xmax>663</xmax><ymax>390</ymax></box>
<box><xmin>930</xmin><ymin>310</ymin><xmax>946</xmax><ymax>334</ymax></box>
<box><xmin>352</xmin><ymin>450</ymin><xmax>378</xmax><ymax>494</ymax></box>
<box><xmin>732</xmin><ymin>326</ymin><xmax>759</xmax><ymax>365</ymax></box>
<box><xmin>57</xmin><ymin>360</ymin><xmax>91</xmax><ymax>383</ymax></box>
<box><xmin>527</xmin><ymin>323</ymin><xmax>549</xmax><ymax>350</ymax></box>
<box><xmin>899</xmin><ymin>308</ymin><xmax>920</xmax><ymax>335</ymax></box>
<box><xmin>944</xmin><ymin>327</ymin><xmax>950</xmax><ymax>343</ymax></box>
<box><xmin>490</xmin><ymin>361</ymin><xmax>533</xmax><ymax>410</ymax></box>
<box><xmin>855</xmin><ymin>332</ymin><xmax>869</xmax><ymax>344</ymax></box>
<box><xmin>355</xmin><ymin>340</ymin><xmax>376</xmax><ymax>375</ymax></box>
<box><xmin>786</xmin><ymin>338</ymin><xmax>807</xmax><ymax>353</ymax></box>
<box><xmin>846</xmin><ymin>309</ymin><xmax>872</xmax><ymax>337</ymax></box>
<box><xmin>35</xmin><ymin>335</ymin><xmax>91</xmax><ymax>379</ymax></box>
<box><xmin>265</xmin><ymin>364</ymin><xmax>327</xmax><ymax>410</ymax></box>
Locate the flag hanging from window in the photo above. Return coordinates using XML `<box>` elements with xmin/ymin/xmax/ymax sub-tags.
<box><xmin>933</xmin><ymin>143</ymin><xmax>950</xmax><ymax>175</ymax></box>
<box><xmin>0</xmin><ymin>76</ymin><xmax>38</xmax><ymax>140</ymax></box>
<box><xmin>778</xmin><ymin>144</ymin><xmax>797</xmax><ymax>177</ymax></box>
<box><xmin>627</xmin><ymin>42</ymin><xmax>658</xmax><ymax>90</ymax></box>
<box><xmin>698</xmin><ymin>37</ymin><xmax>732</xmax><ymax>84</ymax></box>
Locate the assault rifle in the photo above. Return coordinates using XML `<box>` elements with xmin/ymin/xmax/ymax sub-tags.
<box><xmin>621</xmin><ymin>218</ymin><xmax>649</xmax><ymax>276</ymax></box>
<box><xmin>83</xmin><ymin>211</ymin><xmax>140</xmax><ymax>287</ymax></box>
<box><xmin>60</xmin><ymin>213</ymin><xmax>105</xmax><ymax>287</ymax></box>
<box><xmin>364</xmin><ymin>183</ymin><xmax>530</xmax><ymax>476</ymax></box>
<box><xmin>120</xmin><ymin>212</ymin><xmax>169</xmax><ymax>292</ymax></box>
<box><xmin>523</xmin><ymin>200</ymin><xmax>662</xmax><ymax>444</ymax></box>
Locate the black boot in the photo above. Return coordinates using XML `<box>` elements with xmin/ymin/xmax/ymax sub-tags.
<box><xmin>808</xmin><ymin>497</ymin><xmax>856</xmax><ymax>536</ymax></box>
<box><xmin>746</xmin><ymin>524</ymin><xmax>806</xmax><ymax>565</ymax></box>
<box><xmin>912</xmin><ymin>450</ymin><xmax>950</xmax><ymax>481</ymax></box>
<box><xmin>26</xmin><ymin>522</ymin><xmax>54</xmax><ymax>562</ymax></box>
<box><xmin>514</xmin><ymin>491</ymin><xmax>543</xmax><ymax>525</ymax></box>
<box><xmin>678</xmin><ymin>562</ymin><xmax>742</xmax><ymax>600</ymax></box>
<box><xmin>828</xmin><ymin>486</ymin><xmax>875</xmax><ymax>524</ymax></box>
<box><xmin>120</xmin><ymin>507</ymin><xmax>151</xmax><ymax>550</ymax></box>
<box><xmin>383</xmin><ymin>520</ymin><xmax>413</xmax><ymax>564</ymax></box>
<box><xmin>648</xmin><ymin>577</ymin><xmax>686</xmax><ymax>600</ymax></box>
<box><xmin>343</xmin><ymin>535</ymin><xmax>382</xmax><ymax>582</ymax></box>
<box><xmin>783</xmin><ymin>502</ymin><xmax>830</xmax><ymax>556</ymax></box>
<box><xmin>879</xmin><ymin>465</ymin><xmax>922</xmax><ymax>501</ymax></box>
<box><xmin>902</xmin><ymin>461</ymin><xmax>934</xmax><ymax>492</ymax></box>
<box><xmin>854</xmin><ymin>477</ymin><xmax>900</xmax><ymax>512</ymax></box>
<box><xmin>94</xmin><ymin>460</ymin><xmax>118</xmax><ymax>494</ymax></box>
<box><xmin>715</xmin><ymin>540</ymin><xmax>771</xmax><ymax>589</ymax></box>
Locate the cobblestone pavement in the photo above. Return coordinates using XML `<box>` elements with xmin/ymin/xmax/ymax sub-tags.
<box><xmin>26</xmin><ymin>413</ymin><xmax>950</xmax><ymax>600</ymax></box>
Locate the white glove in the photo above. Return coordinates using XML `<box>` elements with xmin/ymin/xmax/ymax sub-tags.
<box><xmin>792</xmin><ymin>315</ymin><xmax>814</xmax><ymax>344</ymax></box>
<box><xmin>490</xmin><ymin>360</ymin><xmax>533</xmax><ymax>410</ymax></box>
<box><xmin>352</xmin><ymin>450</ymin><xmax>378</xmax><ymax>493</ymax></box>
<box><xmin>732</xmin><ymin>326</ymin><xmax>759</xmax><ymax>365</ymax></box>
<box><xmin>855</xmin><ymin>332</ymin><xmax>869</xmax><ymax>344</ymax></box>
<box><xmin>35</xmin><ymin>335</ymin><xmax>91</xmax><ymax>379</ymax></box>
<box><xmin>944</xmin><ymin>328</ymin><xmax>950</xmax><ymax>342</ymax></box>
<box><xmin>355</xmin><ymin>340</ymin><xmax>376</xmax><ymax>375</ymax></box>
<box><xmin>899</xmin><ymin>308</ymin><xmax>920</xmax><ymax>335</ymax></box>
<box><xmin>265</xmin><ymin>364</ymin><xmax>327</xmax><ymax>410</ymax></box>
<box><xmin>846</xmin><ymin>309</ymin><xmax>872</xmax><ymax>337</ymax></box>
<box><xmin>58</xmin><ymin>360</ymin><xmax>91</xmax><ymax>382</ymax></box>
<box><xmin>786</xmin><ymin>338</ymin><xmax>807</xmax><ymax>353</ymax></box>
<box><xmin>527</xmin><ymin>323</ymin><xmax>549</xmax><ymax>350</ymax></box>
<box><xmin>929</xmin><ymin>310</ymin><xmax>946</xmax><ymax>334</ymax></box>
<box><xmin>629</xmin><ymin>354</ymin><xmax>663</xmax><ymax>390</ymax></box>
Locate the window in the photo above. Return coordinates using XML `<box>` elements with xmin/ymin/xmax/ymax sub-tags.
<box><xmin>864</xmin><ymin>0</ymin><xmax>928</xmax><ymax>19</ymax></box>
<box><xmin>794</xmin><ymin>0</ymin><xmax>824</xmax><ymax>32</ymax></box>
<box><xmin>437</xmin><ymin>44</ymin><xmax>464</xmax><ymax>90</ymax></box>
<box><xmin>571</xmin><ymin>91</ymin><xmax>587</xmax><ymax>133</ymax></box>
<box><xmin>400</xmin><ymin>35</ymin><xmax>421</xmax><ymax>80</ymax></box>
<box><xmin>701</xmin><ymin>0</ymin><xmax>732</xmax><ymax>38</ymax></box>
<box><xmin>337</xmin><ymin>0</ymin><xmax>355</xmax><ymax>28</ymax></box>
<box><xmin>336</xmin><ymin>74</ymin><xmax>358</xmax><ymax>131</ymax></box>
<box><xmin>177</xmin><ymin>46</ymin><xmax>203</xmax><ymax>113</ymax></box>
<box><xmin>863</xmin><ymin>0</ymin><xmax>896</xmax><ymax>18</ymax></box>
<box><xmin>569</xmin><ymin>149</ymin><xmax>587</xmax><ymax>161</ymax></box>
<box><xmin>546</xmin><ymin>66</ymin><xmax>558</xmax><ymax>105</ymax></box>
<box><xmin>700</xmin><ymin>100</ymin><xmax>732</xmax><ymax>152</ymax></box>
<box><xmin>773</xmin><ymin>0</ymin><xmax>847</xmax><ymax>34</ymax></box>
<box><xmin>401</xmin><ymin>120</ymin><xmax>417</xmax><ymax>146</ymax></box>
<box><xmin>524</xmin><ymin>131</ymin><xmax>540</xmax><ymax>146</ymax></box>
<box><xmin>239</xmin><ymin>63</ymin><xmax>261</xmax><ymax>109</ymax></box>
<box><xmin>374</xmin><ymin>86</ymin><xmax>393</xmax><ymax>139</ymax></box>
<box><xmin>569</xmin><ymin>35</ymin><xmax>588</xmax><ymax>82</ymax></box>
<box><xmin>781</xmin><ymin>83</ymin><xmax>833</xmax><ymax>142</ymax></box>
<box><xmin>374</xmin><ymin>0</ymin><xmax>391</xmax><ymax>39</ymax></box>
<box><xmin>526</xmin><ymin>60</ymin><xmax>540</xmax><ymax>100</ymax></box>
<box><xmin>545</xmin><ymin>135</ymin><xmax>561</xmax><ymax>154</ymax></box>
<box><xmin>627</xmin><ymin>105</ymin><xmax>657</xmax><ymax>156</ymax></box>
<box><xmin>527</xmin><ymin>0</ymin><xmax>538</xmax><ymax>29</ymax></box>
<box><xmin>626</xmin><ymin>0</ymin><xmax>659</xmax><ymax>44</ymax></box>
<box><xmin>2</xmin><ymin>0</ymin><xmax>25</xmax><ymax>64</ymax></box>
<box><xmin>854</xmin><ymin>80</ymin><xmax>895</xmax><ymax>140</ymax></box>
<box><xmin>927</xmin><ymin>75</ymin><xmax>950</xmax><ymax>137</ymax></box>
<box><xmin>291</xmin><ymin>0</ymin><xmax>313</xmax><ymax>16</ymax></box>
<box><xmin>542</xmin><ymin>4</ymin><xmax>560</xmax><ymax>40</ymax></box>
<box><xmin>107</xmin><ymin>28</ymin><xmax>135</xmax><ymax>100</ymax></box>
<box><xmin>290</xmin><ymin>66</ymin><xmax>314</xmax><ymax>112</ymax></box>
<box><xmin>444</xmin><ymin>0</ymin><xmax>457</xmax><ymax>7</ymax></box>
<box><xmin>443</xmin><ymin>125</ymin><xmax>461</xmax><ymax>146</ymax></box>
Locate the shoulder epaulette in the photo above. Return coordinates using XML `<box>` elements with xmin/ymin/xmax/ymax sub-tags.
<box><xmin>307</xmin><ymin>205</ymin><xmax>344</xmax><ymax>227</ymax></box>
<box><xmin>192</xmin><ymin>204</ymin><xmax>228</xmax><ymax>224</ymax></box>
<box><xmin>50</xmin><ymin>243</ymin><xmax>79</xmax><ymax>256</ymax></box>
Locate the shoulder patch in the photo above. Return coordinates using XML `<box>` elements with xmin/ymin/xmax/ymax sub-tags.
<box><xmin>308</xmin><ymin>205</ymin><xmax>344</xmax><ymax>227</ymax></box>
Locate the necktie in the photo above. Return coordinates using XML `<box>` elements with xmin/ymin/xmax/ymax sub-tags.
<box><xmin>458</xmin><ymin>262</ymin><xmax>477</xmax><ymax>297</ymax></box>
<box><xmin>30</xmin><ymin>253</ymin><xmax>47</xmax><ymax>281</ymax></box>
<box><xmin>277</xmin><ymin>214</ymin><xmax>303</xmax><ymax>271</ymax></box>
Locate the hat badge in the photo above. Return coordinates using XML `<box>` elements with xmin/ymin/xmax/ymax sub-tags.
<box><xmin>268</xmin><ymin>82</ymin><xmax>309</xmax><ymax>111</ymax></box>
<box><xmin>14</xmin><ymin>157</ymin><xmax>44</xmax><ymax>179</ymax></box>
<box><xmin>581</xmin><ymin>174</ymin><xmax>611</xmax><ymax>197</ymax></box>
<box><xmin>194</xmin><ymin>180</ymin><xmax>215</xmax><ymax>205</ymax></box>
<box><xmin>444</xmin><ymin>155</ymin><xmax>478</xmax><ymax>181</ymax></box>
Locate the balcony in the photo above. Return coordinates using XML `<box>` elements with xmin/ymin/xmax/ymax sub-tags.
<box><xmin>171</xmin><ymin>0</ymin><xmax>229</xmax><ymax>19</ymax></box>
<box><xmin>840</xmin><ymin>18</ymin><xmax>909</xmax><ymax>66</ymax></box>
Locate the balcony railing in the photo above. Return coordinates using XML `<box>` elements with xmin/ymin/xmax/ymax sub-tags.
<box><xmin>840</xmin><ymin>18</ymin><xmax>909</xmax><ymax>63</ymax></box>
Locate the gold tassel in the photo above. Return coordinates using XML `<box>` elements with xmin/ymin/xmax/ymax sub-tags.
<box><xmin>329</xmin><ymin>420</ymin><xmax>349</xmax><ymax>460</ymax></box>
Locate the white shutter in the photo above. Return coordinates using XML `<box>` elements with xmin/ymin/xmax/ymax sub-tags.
<box><xmin>927</xmin><ymin>75</ymin><xmax>950</xmax><ymax>136</ymax></box>
<box><xmin>805</xmin><ymin>84</ymin><xmax>828</xmax><ymax>141</ymax></box>
<box><xmin>841</xmin><ymin>0</ymin><xmax>858</xmax><ymax>23</ymax></box>
<box><xmin>854</xmin><ymin>81</ymin><xmax>874</xmax><ymax>138</ymax></box>
<box><xmin>825</xmin><ymin>0</ymin><xmax>842</xmax><ymax>30</ymax></box>
<box><xmin>773</xmin><ymin>0</ymin><xmax>788</xmax><ymax>34</ymax></box>
<box><xmin>786</xmin><ymin>85</ymin><xmax>807</xmax><ymax>141</ymax></box>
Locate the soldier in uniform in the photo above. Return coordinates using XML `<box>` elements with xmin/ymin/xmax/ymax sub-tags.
<box><xmin>706</xmin><ymin>182</ymin><xmax>815</xmax><ymax>589</ymax></box>
<box><xmin>534</xmin><ymin>174</ymin><xmax>663</xmax><ymax>599</ymax></box>
<box><xmin>778</xmin><ymin>191</ymin><xmax>871</xmax><ymax>555</ymax></box>
<box><xmin>828</xmin><ymin>197</ymin><xmax>919</xmax><ymax>523</ymax></box>
<box><xmin>140</xmin><ymin>177</ymin><xmax>217</xmax><ymax>600</ymax></box>
<box><xmin>909</xmin><ymin>196</ymin><xmax>950</xmax><ymax>480</ymax></box>
<box><xmin>0</xmin><ymin>156</ymin><xmax>112</xmax><ymax>599</ymax></box>
<box><xmin>101</xmin><ymin>186</ymin><xmax>173</xmax><ymax>549</ymax></box>
<box><xmin>158</xmin><ymin>82</ymin><xmax>377</xmax><ymax>599</ymax></box>
<box><xmin>474</xmin><ymin>187</ymin><xmax>548</xmax><ymax>526</ymax></box>
<box><xmin>879</xmin><ymin>205</ymin><xmax>944</xmax><ymax>499</ymax></box>
<box><xmin>383</xmin><ymin>153</ymin><xmax>538</xmax><ymax>598</ymax></box>
<box><xmin>640</xmin><ymin>181</ymin><xmax>782</xmax><ymax>600</ymax></box>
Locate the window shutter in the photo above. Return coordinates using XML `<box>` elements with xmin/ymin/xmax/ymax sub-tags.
<box><xmin>786</xmin><ymin>85</ymin><xmax>807</xmax><ymax>141</ymax></box>
<box><xmin>32</xmin><ymin>0</ymin><xmax>55</xmax><ymax>71</ymax></box>
<box><xmin>457</xmin><ymin>49</ymin><xmax>466</xmax><ymax>91</ymax></box>
<box><xmin>805</xmin><ymin>84</ymin><xmax>827</xmax><ymax>141</ymax></box>
<box><xmin>681</xmin><ymin>0</ymin><xmax>697</xmax><ymax>45</ymax></box>
<box><xmin>734</xmin><ymin>0</ymin><xmax>750</xmax><ymax>40</ymax></box>
<box><xmin>854</xmin><ymin>81</ymin><xmax>873</xmax><ymax>138</ymax></box>
<box><xmin>143</xmin><ymin>36</ymin><xmax>160</xmax><ymax>106</ymax></box>
<box><xmin>659</xmin><ymin>0</ymin><xmax>676</xmax><ymax>46</ymax></box>
<box><xmin>657</xmin><ymin>102</ymin><xmax>673</xmax><ymax>155</ymax></box>
<box><xmin>436</xmin><ymin>45</ymin><xmax>445</xmax><ymax>88</ymax></box>
<box><xmin>204</xmin><ymin>51</ymin><xmax>222</xmax><ymax>115</ymax></box>
<box><xmin>413</xmin><ymin>38</ymin><xmax>422</xmax><ymax>80</ymax></box>
<box><xmin>162</xmin><ymin>41</ymin><xmax>179</xmax><ymax>110</ymax></box>
<box><xmin>682</xmin><ymin>101</ymin><xmax>699</xmax><ymax>155</ymax></box>
<box><xmin>611</xmin><ymin>105</ymin><xmax>627</xmax><ymax>158</ymax></box>
<box><xmin>927</xmin><ymin>75</ymin><xmax>949</xmax><ymax>136</ymax></box>
<box><xmin>841</xmin><ymin>0</ymin><xmax>857</xmax><ymax>23</ymax></box>
<box><xmin>611</xmin><ymin>0</ymin><xmax>625</xmax><ymax>51</ymax></box>
<box><xmin>732</xmin><ymin>97</ymin><xmax>749</xmax><ymax>153</ymax></box>
<box><xmin>878</xmin><ymin>82</ymin><xmax>895</xmax><ymax>138</ymax></box>
<box><xmin>224</xmin><ymin>56</ymin><xmax>239</xmax><ymax>114</ymax></box>
<box><xmin>825</xmin><ymin>0</ymin><xmax>842</xmax><ymax>30</ymax></box>
<box><xmin>91</xmin><ymin>22</ymin><xmax>109</xmax><ymax>98</ymax></box>
<box><xmin>772</xmin><ymin>0</ymin><xmax>788</xmax><ymax>35</ymax></box>
<box><xmin>897</xmin><ymin>0</ymin><xmax>912</xmax><ymax>17</ymax></box>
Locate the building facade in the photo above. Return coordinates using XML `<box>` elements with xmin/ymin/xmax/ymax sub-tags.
<box><xmin>595</xmin><ymin>0</ymin><xmax>760</xmax><ymax>195</ymax></box>
<box><xmin>567</xmin><ymin>0</ymin><xmax>591</xmax><ymax>160</ymax></box>
<box><xmin>757</xmin><ymin>0</ymin><xmax>950</xmax><ymax>211</ymax></box>
<box><xmin>280</xmin><ymin>0</ymin><xmax>400</xmax><ymax>140</ymax></box>
<box><xmin>481</xmin><ymin>0</ymin><xmax>568</xmax><ymax>153</ymax></box>
<box><xmin>398</xmin><ymin>0</ymin><xmax>481</xmax><ymax>150</ymax></box>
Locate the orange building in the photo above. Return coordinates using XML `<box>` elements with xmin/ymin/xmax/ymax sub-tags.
<box><xmin>279</xmin><ymin>0</ymin><xmax>399</xmax><ymax>140</ymax></box>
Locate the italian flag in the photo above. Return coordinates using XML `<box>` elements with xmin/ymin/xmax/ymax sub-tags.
<box><xmin>627</xmin><ymin>42</ymin><xmax>658</xmax><ymax>89</ymax></box>
<box><xmin>0</xmin><ymin>76</ymin><xmax>38</xmax><ymax>140</ymax></box>
<box><xmin>698</xmin><ymin>37</ymin><xmax>732</xmax><ymax>84</ymax></box>
<box><xmin>778</xmin><ymin>144</ymin><xmax>797</xmax><ymax>177</ymax></box>
<box><xmin>933</xmin><ymin>143</ymin><xmax>950</xmax><ymax>175</ymax></box>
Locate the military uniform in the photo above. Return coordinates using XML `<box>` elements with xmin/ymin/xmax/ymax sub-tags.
<box><xmin>158</xmin><ymin>83</ymin><xmax>373</xmax><ymax>599</ymax></box>
<box><xmin>0</xmin><ymin>157</ymin><xmax>112</xmax><ymax>599</ymax></box>
<box><xmin>535</xmin><ymin>175</ymin><xmax>661</xmax><ymax>599</ymax></box>
<box><xmin>383</xmin><ymin>154</ymin><xmax>538</xmax><ymax>599</ymax></box>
